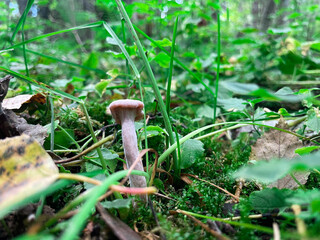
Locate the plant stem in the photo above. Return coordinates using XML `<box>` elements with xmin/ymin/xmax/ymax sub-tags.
<box><xmin>58</xmin><ymin>173</ymin><xmax>101</xmax><ymax>186</ymax></box>
<box><xmin>114</xmin><ymin>0</ymin><xmax>177</xmax><ymax>167</ymax></box>
<box><xmin>80</xmin><ymin>102</ymin><xmax>108</xmax><ymax>172</ymax></box>
<box><xmin>166</xmin><ymin>16</ymin><xmax>179</xmax><ymax>115</ymax></box>
<box><xmin>49</xmin><ymin>96</ymin><xmax>55</xmax><ymax>152</ymax></box>
<box><xmin>213</xmin><ymin>2</ymin><xmax>221</xmax><ymax>123</ymax></box>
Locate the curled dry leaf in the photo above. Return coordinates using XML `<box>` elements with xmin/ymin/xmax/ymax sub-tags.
<box><xmin>2</xmin><ymin>93</ymin><xmax>46</xmax><ymax>111</ymax></box>
<box><xmin>250</xmin><ymin>118</ymin><xmax>309</xmax><ymax>189</ymax></box>
<box><xmin>0</xmin><ymin>134</ymin><xmax>58</xmax><ymax>216</ymax></box>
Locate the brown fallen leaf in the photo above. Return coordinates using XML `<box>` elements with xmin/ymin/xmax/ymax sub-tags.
<box><xmin>0</xmin><ymin>135</ymin><xmax>59</xmax><ymax>217</ymax></box>
<box><xmin>250</xmin><ymin>117</ymin><xmax>309</xmax><ymax>189</ymax></box>
<box><xmin>2</xmin><ymin>93</ymin><xmax>46</xmax><ymax>111</ymax></box>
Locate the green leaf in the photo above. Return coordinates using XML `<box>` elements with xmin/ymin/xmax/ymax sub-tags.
<box><xmin>142</xmin><ymin>125</ymin><xmax>168</xmax><ymax>140</ymax></box>
<box><xmin>196</xmin><ymin>105</ymin><xmax>220</xmax><ymax>119</ymax></box>
<box><xmin>310</xmin><ymin>42</ymin><xmax>320</xmax><ymax>51</ymax></box>
<box><xmin>306</xmin><ymin>111</ymin><xmax>320</xmax><ymax>133</ymax></box>
<box><xmin>295</xmin><ymin>146</ymin><xmax>320</xmax><ymax>155</ymax></box>
<box><xmin>153</xmin><ymin>52</ymin><xmax>171</xmax><ymax>68</ymax></box>
<box><xmin>311</xmin><ymin>199</ymin><xmax>320</xmax><ymax>213</ymax></box>
<box><xmin>249</xmin><ymin>88</ymin><xmax>302</xmax><ymax>102</ymax></box>
<box><xmin>107</xmin><ymin>68</ymin><xmax>119</xmax><ymax>79</ymax></box>
<box><xmin>100</xmin><ymin>198</ymin><xmax>132</xmax><ymax>209</ymax></box>
<box><xmin>268</xmin><ymin>27</ymin><xmax>291</xmax><ymax>34</ymax></box>
<box><xmin>233</xmin><ymin>151</ymin><xmax>320</xmax><ymax>184</ymax></box>
<box><xmin>220</xmin><ymin>81</ymin><xmax>259</xmax><ymax>95</ymax></box>
<box><xmin>286</xmin><ymin>189</ymin><xmax>320</xmax><ymax>206</ymax></box>
<box><xmin>88</xmin><ymin>149</ymin><xmax>119</xmax><ymax>173</ymax></box>
<box><xmin>278</xmin><ymin>108</ymin><xmax>290</xmax><ymax>116</ymax></box>
<box><xmin>151</xmin><ymin>38</ymin><xmax>172</xmax><ymax>48</ymax></box>
<box><xmin>80</xmin><ymin>53</ymin><xmax>98</xmax><ymax>75</ymax></box>
<box><xmin>218</xmin><ymin>98</ymin><xmax>247</xmax><ymax>111</ymax></box>
<box><xmin>44</xmin><ymin>129</ymin><xmax>75</xmax><ymax>150</ymax></box>
<box><xmin>249</xmin><ymin>188</ymin><xmax>293</xmax><ymax>212</ymax></box>
<box><xmin>232</xmin><ymin>38</ymin><xmax>256</xmax><ymax>45</ymax></box>
<box><xmin>180</xmin><ymin>139</ymin><xmax>204</xmax><ymax>169</ymax></box>
<box><xmin>95</xmin><ymin>79</ymin><xmax>113</xmax><ymax>97</ymax></box>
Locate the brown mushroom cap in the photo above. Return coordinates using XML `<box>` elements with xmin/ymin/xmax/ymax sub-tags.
<box><xmin>109</xmin><ymin>99</ymin><xmax>144</xmax><ymax>124</ymax></box>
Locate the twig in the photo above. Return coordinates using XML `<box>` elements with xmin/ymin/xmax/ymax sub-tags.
<box><xmin>54</xmin><ymin>135</ymin><xmax>114</xmax><ymax>164</ymax></box>
<box><xmin>176</xmin><ymin>209</ymin><xmax>229</xmax><ymax>240</ymax></box>
<box><xmin>184</xmin><ymin>174</ymin><xmax>239</xmax><ymax>202</ymax></box>
<box><xmin>99</xmin><ymin>148</ymin><xmax>158</xmax><ymax>201</ymax></box>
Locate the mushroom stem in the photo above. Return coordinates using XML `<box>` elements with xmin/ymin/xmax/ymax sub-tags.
<box><xmin>121</xmin><ymin>113</ymin><xmax>147</xmax><ymax>189</ymax></box>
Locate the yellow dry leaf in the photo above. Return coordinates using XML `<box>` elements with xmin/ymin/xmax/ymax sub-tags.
<box><xmin>0</xmin><ymin>134</ymin><xmax>58</xmax><ymax>211</ymax></box>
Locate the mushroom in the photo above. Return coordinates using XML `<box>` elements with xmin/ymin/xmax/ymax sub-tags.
<box><xmin>109</xmin><ymin>99</ymin><xmax>147</xmax><ymax>191</ymax></box>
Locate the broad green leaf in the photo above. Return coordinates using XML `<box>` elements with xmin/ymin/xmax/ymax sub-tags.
<box><xmin>107</xmin><ymin>68</ymin><xmax>119</xmax><ymax>79</ymax></box>
<box><xmin>311</xmin><ymin>199</ymin><xmax>320</xmax><ymax>213</ymax></box>
<box><xmin>286</xmin><ymin>189</ymin><xmax>320</xmax><ymax>206</ymax></box>
<box><xmin>249</xmin><ymin>188</ymin><xmax>293</xmax><ymax>212</ymax></box>
<box><xmin>218</xmin><ymin>98</ymin><xmax>247</xmax><ymax>111</ymax></box>
<box><xmin>100</xmin><ymin>198</ymin><xmax>132</xmax><ymax>209</ymax></box>
<box><xmin>186</xmin><ymin>83</ymin><xmax>206</xmax><ymax>93</ymax></box>
<box><xmin>151</xmin><ymin>38</ymin><xmax>172</xmax><ymax>48</ymax></box>
<box><xmin>220</xmin><ymin>81</ymin><xmax>259</xmax><ymax>95</ymax></box>
<box><xmin>95</xmin><ymin>79</ymin><xmax>113</xmax><ymax>97</ymax></box>
<box><xmin>196</xmin><ymin>105</ymin><xmax>220</xmax><ymax>119</ymax></box>
<box><xmin>295</xmin><ymin>146</ymin><xmax>320</xmax><ymax>155</ymax></box>
<box><xmin>232</xmin><ymin>38</ymin><xmax>256</xmax><ymax>45</ymax></box>
<box><xmin>80</xmin><ymin>53</ymin><xmax>99</xmax><ymax>75</ymax></box>
<box><xmin>0</xmin><ymin>135</ymin><xmax>59</xmax><ymax>215</ymax></box>
<box><xmin>278</xmin><ymin>108</ymin><xmax>290</xmax><ymax>116</ymax></box>
<box><xmin>44</xmin><ymin>120</ymin><xmax>59</xmax><ymax>134</ymax></box>
<box><xmin>44</xmin><ymin>129</ymin><xmax>75</xmax><ymax>150</ymax></box>
<box><xmin>84</xmin><ymin>149</ymin><xmax>119</xmax><ymax>190</ymax></box>
<box><xmin>153</xmin><ymin>52</ymin><xmax>171</xmax><ymax>68</ymax></box>
<box><xmin>88</xmin><ymin>149</ymin><xmax>119</xmax><ymax>173</ymax></box>
<box><xmin>233</xmin><ymin>151</ymin><xmax>320</xmax><ymax>184</ymax></box>
<box><xmin>310</xmin><ymin>42</ymin><xmax>320</xmax><ymax>51</ymax></box>
<box><xmin>268</xmin><ymin>27</ymin><xmax>291</xmax><ymax>34</ymax></box>
<box><xmin>249</xmin><ymin>88</ymin><xmax>302</xmax><ymax>102</ymax></box>
<box><xmin>180</xmin><ymin>139</ymin><xmax>204</xmax><ymax>169</ymax></box>
<box><xmin>306</xmin><ymin>110</ymin><xmax>320</xmax><ymax>133</ymax></box>
<box><xmin>140</xmin><ymin>125</ymin><xmax>168</xmax><ymax>141</ymax></box>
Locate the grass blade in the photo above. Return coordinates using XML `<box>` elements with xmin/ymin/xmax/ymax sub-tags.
<box><xmin>114</xmin><ymin>0</ymin><xmax>177</xmax><ymax>167</ymax></box>
<box><xmin>25</xmin><ymin>49</ymin><xmax>106</xmax><ymax>75</ymax></box>
<box><xmin>2</xmin><ymin>21</ymin><xmax>104</xmax><ymax>53</ymax></box>
<box><xmin>10</xmin><ymin>0</ymin><xmax>34</xmax><ymax>42</ymax></box>
<box><xmin>166</xmin><ymin>16</ymin><xmax>179</xmax><ymax>115</ymax></box>
<box><xmin>103</xmin><ymin>22</ymin><xmax>140</xmax><ymax>79</ymax></box>
<box><xmin>0</xmin><ymin>66</ymin><xmax>81</xmax><ymax>103</ymax></box>
<box><xmin>213</xmin><ymin>1</ymin><xmax>221</xmax><ymax>122</ymax></box>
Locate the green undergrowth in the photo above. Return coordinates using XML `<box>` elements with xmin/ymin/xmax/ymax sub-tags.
<box><xmin>1</xmin><ymin>0</ymin><xmax>320</xmax><ymax>239</ymax></box>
